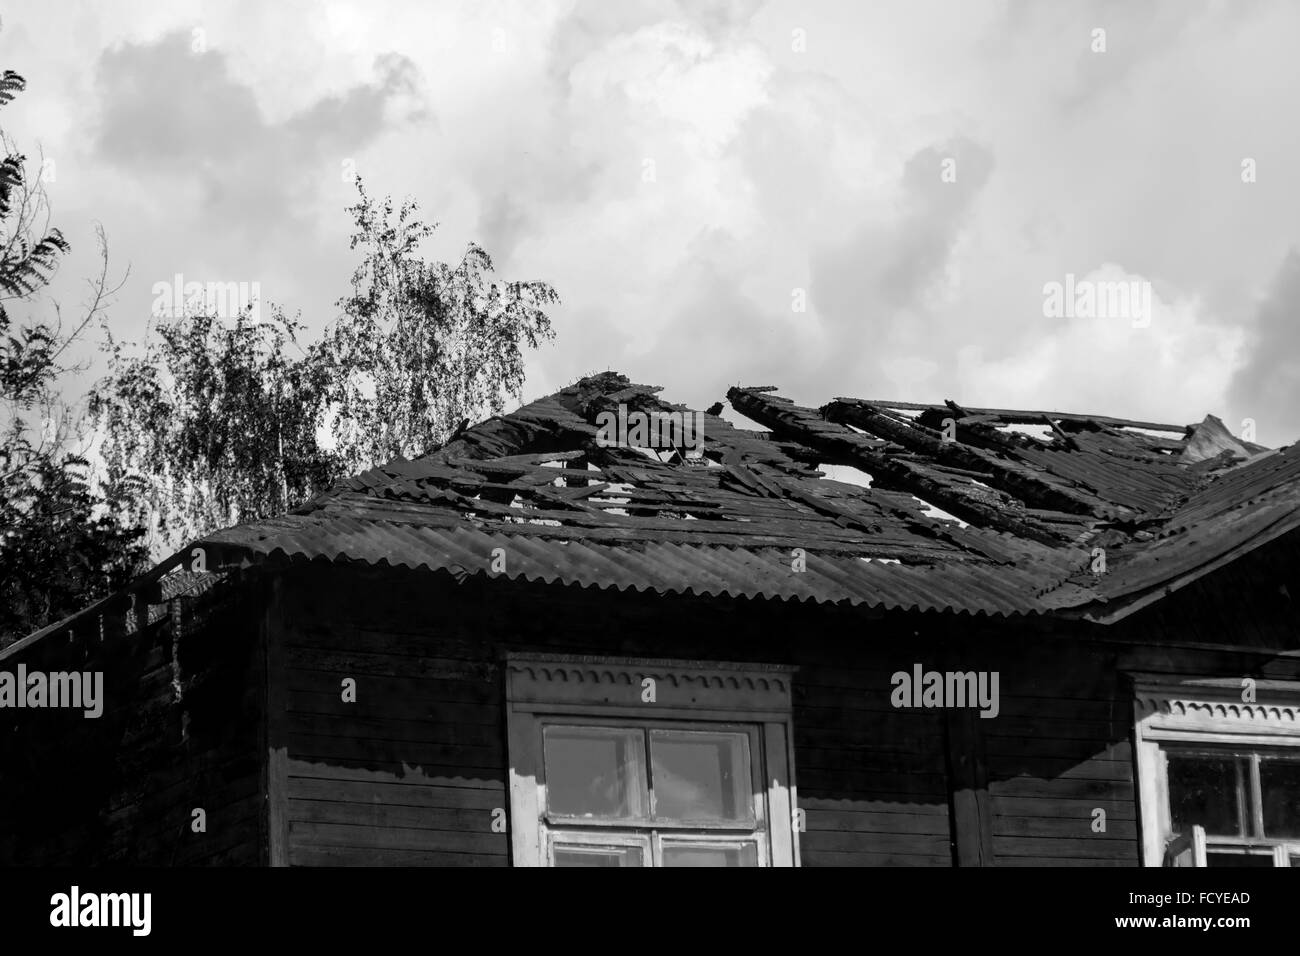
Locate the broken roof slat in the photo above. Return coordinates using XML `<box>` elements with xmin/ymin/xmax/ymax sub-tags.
<box><xmin>826</xmin><ymin>399</ymin><xmax>1103</xmax><ymax>518</ymax></box>
<box><xmin>839</xmin><ymin>398</ymin><xmax>1188</xmax><ymax>433</ymax></box>
<box><xmin>730</xmin><ymin>388</ymin><xmax>1068</xmax><ymax>546</ymax></box>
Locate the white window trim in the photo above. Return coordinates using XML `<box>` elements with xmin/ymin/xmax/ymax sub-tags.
<box><xmin>1132</xmin><ymin>675</ymin><xmax>1300</xmax><ymax>866</ymax></box>
<box><xmin>504</xmin><ymin>652</ymin><xmax>800</xmax><ymax>867</ymax></box>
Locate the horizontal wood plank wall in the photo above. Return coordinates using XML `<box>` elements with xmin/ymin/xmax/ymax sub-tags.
<box><xmin>1117</xmin><ymin>530</ymin><xmax>1300</xmax><ymax>650</ymax></box>
<box><xmin>969</xmin><ymin>605</ymin><xmax>1300</xmax><ymax>868</ymax></box>
<box><xmin>0</xmin><ymin>576</ymin><xmax>265</xmax><ymax>866</ymax></box>
<box><xmin>281</xmin><ymin>566</ymin><xmax>508</xmax><ymax>867</ymax></box>
<box><xmin>5</xmin><ymin>524</ymin><xmax>1296</xmax><ymax>867</ymax></box>
<box><xmin>278</xmin><ymin>565</ymin><xmax>953</xmax><ymax>867</ymax></box>
<box><xmin>793</xmin><ymin>663</ymin><xmax>951</xmax><ymax>866</ymax></box>
<box><xmin>275</xmin><ymin>550</ymin><xmax>1300</xmax><ymax>869</ymax></box>
<box><xmin>965</xmin><ymin>634</ymin><xmax>1138</xmax><ymax>867</ymax></box>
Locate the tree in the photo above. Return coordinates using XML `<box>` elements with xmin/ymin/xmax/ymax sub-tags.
<box><xmin>319</xmin><ymin>180</ymin><xmax>559</xmax><ymax>475</ymax></box>
<box><xmin>92</xmin><ymin>177</ymin><xmax>558</xmax><ymax>551</ymax></box>
<box><xmin>91</xmin><ymin>307</ymin><xmax>336</xmax><ymax>551</ymax></box>
<box><xmin>0</xmin><ymin>69</ymin><xmax>147</xmax><ymax>648</ymax></box>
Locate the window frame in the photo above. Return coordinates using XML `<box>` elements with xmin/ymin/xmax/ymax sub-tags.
<box><xmin>505</xmin><ymin>652</ymin><xmax>799</xmax><ymax>867</ymax></box>
<box><xmin>547</xmin><ymin>830</ymin><xmax>651</xmax><ymax>868</ymax></box>
<box><xmin>1132</xmin><ymin>675</ymin><xmax>1300</xmax><ymax>867</ymax></box>
<box><xmin>539</xmin><ymin>717</ymin><xmax>764</xmax><ymax>830</ymax></box>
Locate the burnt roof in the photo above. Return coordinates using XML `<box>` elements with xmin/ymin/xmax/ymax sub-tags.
<box><xmin>202</xmin><ymin>372</ymin><xmax>1300</xmax><ymax>621</ymax></box>
<box><xmin>10</xmin><ymin>371</ymin><xmax>1300</xmax><ymax>657</ymax></box>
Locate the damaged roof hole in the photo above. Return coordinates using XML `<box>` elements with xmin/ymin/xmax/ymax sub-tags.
<box><xmin>817</xmin><ymin>464</ymin><xmax>874</xmax><ymax>489</ymax></box>
<box><xmin>540</xmin><ymin>460</ymin><xmax>571</xmax><ymax>484</ymax></box>
<box><xmin>505</xmin><ymin>515</ymin><xmax>562</xmax><ymax>527</ymax></box>
<box><xmin>594</xmin><ymin>481</ymin><xmax>634</xmax><ymax>499</ymax></box>
<box><xmin>1123</xmin><ymin>426</ymin><xmax>1188</xmax><ymax>439</ymax></box>
<box><xmin>590</xmin><ymin>480</ymin><xmax>633</xmax><ymax>516</ymax></box>
<box><xmin>995</xmin><ymin>423</ymin><xmax>1054</xmax><ymax>443</ymax></box>
<box><xmin>911</xmin><ymin>495</ymin><xmax>969</xmax><ymax>528</ymax></box>
<box><xmin>716</xmin><ymin>407</ymin><xmax>769</xmax><ymax>433</ymax></box>
<box><xmin>644</xmin><ymin>447</ymin><xmax>707</xmax><ymax>464</ymax></box>
<box><xmin>860</xmin><ymin>557</ymin><xmax>902</xmax><ymax>565</ymax></box>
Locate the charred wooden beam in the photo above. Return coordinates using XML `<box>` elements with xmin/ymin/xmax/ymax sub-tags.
<box><xmin>727</xmin><ymin>387</ymin><xmax>1070</xmax><ymax>546</ymax></box>
<box><xmin>825</xmin><ymin>399</ymin><xmax>1103</xmax><ymax>518</ymax></box>
<box><xmin>837</xmin><ymin>397</ymin><xmax>1187</xmax><ymax>433</ymax></box>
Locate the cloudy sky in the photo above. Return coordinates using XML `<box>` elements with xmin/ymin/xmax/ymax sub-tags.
<box><xmin>4</xmin><ymin>0</ymin><xmax>1299</xmax><ymax>444</ymax></box>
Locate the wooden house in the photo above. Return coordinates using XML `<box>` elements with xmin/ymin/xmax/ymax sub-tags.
<box><xmin>3</xmin><ymin>372</ymin><xmax>1299</xmax><ymax>867</ymax></box>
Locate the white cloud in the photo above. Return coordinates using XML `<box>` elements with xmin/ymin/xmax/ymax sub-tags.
<box><xmin>957</xmin><ymin>264</ymin><xmax>1245</xmax><ymax>424</ymax></box>
<box><xmin>3</xmin><ymin>0</ymin><xmax>1298</xmax><ymax>443</ymax></box>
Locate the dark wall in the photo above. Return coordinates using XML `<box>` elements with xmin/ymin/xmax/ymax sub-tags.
<box><xmin>1112</xmin><ymin>528</ymin><xmax>1300</xmax><ymax>651</ymax></box>
<box><xmin>275</xmin><ymin>564</ymin><xmax>1149</xmax><ymax>868</ymax></box>
<box><xmin>957</xmin><ymin>632</ymin><xmax>1136</xmax><ymax>866</ymax></box>
<box><xmin>278</xmin><ymin>563</ymin><xmax>956</xmax><ymax>866</ymax></box>
<box><xmin>7</xmin><ymin>531</ymin><xmax>1297</xmax><ymax>868</ymax></box>
<box><xmin>0</xmin><ymin>575</ymin><xmax>266</xmax><ymax>865</ymax></box>
<box><xmin>966</xmin><ymin>531</ymin><xmax>1300</xmax><ymax>867</ymax></box>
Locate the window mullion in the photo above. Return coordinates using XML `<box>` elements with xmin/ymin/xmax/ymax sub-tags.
<box><xmin>1249</xmin><ymin>754</ymin><xmax>1265</xmax><ymax>839</ymax></box>
<box><xmin>643</xmin><ymin>729</ymin><xmax>656</xmax><ymax>820</ymax></box>
<box><xmin>1234</xmin><ymin>758</ymin><xmax>1249</xmax><ymax>839</ymax></box>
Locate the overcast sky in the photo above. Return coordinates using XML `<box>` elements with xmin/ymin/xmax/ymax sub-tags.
<box><xmin>3</xmin><ymin>0</ymin><xmax>1299</xmax><ymax>444</ymax></box>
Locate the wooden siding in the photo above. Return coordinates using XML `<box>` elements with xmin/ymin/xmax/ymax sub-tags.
<box><xmin>5</xmin><ymin>522</ymin><xmax>1297</xmax><ymax>867</ymax></box>
<box><xmin>276</xmin><ymin>564</ymin><xmax>953</xmax><ymax>867</ymax></box>
<box><xmin>975</xmin><ymin>637</ymin><xmax>1137</xmax><ymax>866</ymax></box>
<box><xmin>276</xmin><ymin>560</ymin><xmax>1300</xmax><ymax>868</ymax></box>
<box><xmin>0</xmin><ymin>575</ymin><xmax>266</xmax><ymax>865</ymax></box>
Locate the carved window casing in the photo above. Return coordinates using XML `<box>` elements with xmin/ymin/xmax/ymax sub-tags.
<box><xmin>504</xmin><ymin>653</ymin><xmax>799</xmax><ymax>867</ymax></box>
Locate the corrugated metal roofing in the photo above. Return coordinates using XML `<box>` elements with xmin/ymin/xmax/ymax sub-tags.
<box><xmin>1096</xmin><ymin>496</ymin><xmax>1300</xmax><ymax>603</ymax></box>
<box><xmin>1157</xmin><ymin>442</ymin><xmax>1300</xmax><ymax>535</ymax></box>
<box><xmin>203</xmin><ymin>513</ymin><xmax>1088</xmax><ymax>618</ymax></box>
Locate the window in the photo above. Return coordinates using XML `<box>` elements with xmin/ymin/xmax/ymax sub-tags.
<box><xmin>1132</xmin><ymin>677</ymin><xmax>1300</xmax><ymax>867</ymax></box>
<box><xmin>1162</xmin><ymin>750</ymin><xmax>1300</xmax><ymax>865</ymax></box>
<box><xmin>504</xmin><ymin>654</ymin><xmax>799</xmax><ymax>867</ymax></box>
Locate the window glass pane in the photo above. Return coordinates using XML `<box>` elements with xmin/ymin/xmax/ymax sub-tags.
<box><xmin>1167</xmin><ymin>755</ymin><xmax>1241</xmax><ymax>836</ymax></box>
<box><xmin>650</xmin><ymin>730</ymin><xmax>752</xmax><ymax>822</ymax></box>
<box><xmin>1206</xmin><ymin>851</ymin><xmax>1273</xmax><ymax>868</ymax></box>
<box><xmin>544</xmin><ymin>726</ymin><xmax>646</xmax><ymax>819</ymax></box>
<box><xmin>554</xmin><ymin>845</ymin><xmax>644</xmax><ymax>867</ymax></box>
<box><xmin>1260</xmin><ymin>757</ymin><xmax>1300</xmax><ymax>839</ymax></box>
<box><xmin>662</xmin><ymin>842</ymin><xmax>758</xmax><ymax>867</ymax></box>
